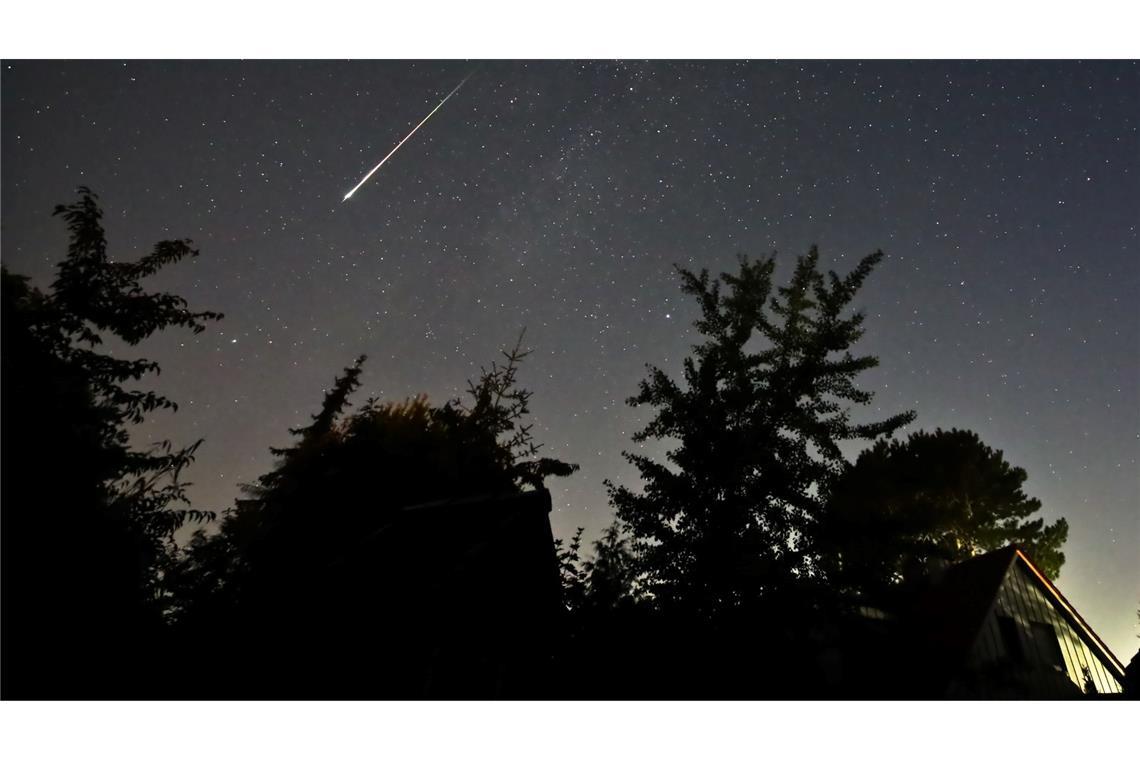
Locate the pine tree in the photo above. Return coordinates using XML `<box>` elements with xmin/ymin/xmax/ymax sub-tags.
<box><xmin>607</xmin><ymin>247</ymin><xmax>914</xmax><ymax>619</ymax></box>
<box><xmin>821</xmin><ymin>427</ymin><xmax>1069</xmax><ymax>593</ymax></box>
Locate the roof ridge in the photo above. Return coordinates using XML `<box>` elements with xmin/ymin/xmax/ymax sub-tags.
<box><xmin>1011</xmin><ymin>547</ymin><xmax>1125</xmax><ymax>676</ymax></box>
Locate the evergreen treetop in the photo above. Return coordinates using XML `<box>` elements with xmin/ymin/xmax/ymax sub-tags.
<box><xmin>822</xmin><ymin>427</ymin><xmax>1069</xmax><ymax>592</ymax></box>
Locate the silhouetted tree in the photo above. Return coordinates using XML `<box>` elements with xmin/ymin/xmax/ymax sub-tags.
<box><xmin>167</xmin><ymin>335</ymin><xmax>577</xmax><ymax>694</ymax></box>
<box><xmin>1</xmin><ymin>187</ymin><xmax>221</xmax><ymax>697</ymax></box>
<box><xmin>556</xmin><ymin>521</ymin><xmax>642</xmax><ymax>618</ymax></box>
<box><xmin>581</xmin><ymin>522</ymin><xmax>642</xmax><ymax>614</ymax></box>
<box><xmin>553</xmin><ymin>520</ymin><xmax>651</xmax><ymax>698</ymax></box>
<box><xmin>820</xmin><ymin>428</ymin><xmax>1068</xmax><ymax>599</ymax></box>
<box><xmin>555</xmin><ymin>527</ymin><xmax>587</xmax><ymax>614</ymax></box>
<box><xmin>606</xmin><ymin>248</ymin><xmax>914</xmax><ymax>620</ymax></box>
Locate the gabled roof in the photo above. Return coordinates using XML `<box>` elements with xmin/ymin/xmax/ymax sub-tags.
<box><xmin>1010</xmin><ymin>546</ymin><xmax>1125</xmax><ymax>677</ymax></box>
<box><xmin>908</xmin><ymin>545</ymin><xmax>1125</xmax><ymax>680</ymax></box>
<box><xmin>907</xmin><ymin>546</ymin><xmax>1020</xmax><ymax>669</ymax></box>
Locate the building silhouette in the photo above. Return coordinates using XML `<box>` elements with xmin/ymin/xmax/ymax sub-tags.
<box><xmin>899</xmin><ymin>546</ymin><xmax>1125</xmax><ymax>697</ymax></box>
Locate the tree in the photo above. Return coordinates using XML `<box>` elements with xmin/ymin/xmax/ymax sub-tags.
<box><xmin>555</xmin><ymin>521</ymin><xmax>642</xmax><ymax>618</ymax></box>
<box><xmin>551</xmin><ymin>520</ymin><xmax>650</xmax><ymax>698</ymax></box>
<box><xmin>821</xmin><ymin>427</ymin><xmax>1069</xmax><ymax>596</ymax></box>
<box><xmin>580</xmin><ymin>522</ymin><xmax>642</xmax><ymax>614</ymax></box>
<box><xmin>175</xmin><ymin>332</ymin><xmax>576</xmax><ymax>600</ymax></box>
<box><xmin>555</xmin><ymin>527</ymin><xmax>587</xmax><ymax>614</ymax></box>
<box><xmin>606</xmin><ymin>247</ymin><xmax>914</xmax><ymax>620</ymax></box>
<box><xmin>1</xmin><ymin>187</ymin><xmax>221</xmax><ymax>697</ymax></box>
<box><xmin>166</xmin><ymin>334</ymin><xmax>578</xmax><ymax>694</ymax></box>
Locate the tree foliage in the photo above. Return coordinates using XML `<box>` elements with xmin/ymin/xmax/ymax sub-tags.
<box><xmin>1</xmin><ymin>187</ymin><xmax>221</xmax><ymax>696</ymax></box>
<box><xmin>556</xmin><ymin>521</ymin><xmax>643</xmax><ymax>618</ymax></box>
<box><xmin>555</xmin><ymin>527</ymin><xmax>588</xmax><ymax>614</ymax></box>
<box><xmin>580</xmin><ymin>522</ymin><xmax>642</xmax><ymax>614</ymax></box>
<box><xmin>169</xmin><ymin>334</ymin><xmax>578</xmax><ymax>629</ymax></box>
<box><xmin>821</xmin><ymin>428</ymin><xmax>1069</xmax><ymax>595</ymax></box>
<box><xmin>607</xmin><ymin>247</ymin><xmax>914</xmax><ymax>619</ymax></box>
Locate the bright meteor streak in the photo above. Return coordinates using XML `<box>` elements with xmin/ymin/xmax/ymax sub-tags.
<box><xmin>342</xmin><ymin>72</ymin><xmax>474</xmax><ymax>201</ymax></box>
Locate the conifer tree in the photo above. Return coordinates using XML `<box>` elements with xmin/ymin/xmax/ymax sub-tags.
<box><xmin>821</xmin><ymin>427</ymin><xmax>1069</xmax><ymax>593</ymax></box>
<box><xmin>607</xmin><ymin>247</ymin><xmax>914</xmax><ymax>618</ymax></box>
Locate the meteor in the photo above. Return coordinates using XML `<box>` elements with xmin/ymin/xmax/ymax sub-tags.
<box><xmin>342</xmin><ymin>71</ymin><xmax>474</xmax><ymax>201</ymax></box>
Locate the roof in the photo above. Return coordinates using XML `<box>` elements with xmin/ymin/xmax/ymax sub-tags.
<box><xmin>907</xmin><ymin>545</ymin><xmax>1125</xmax><ymax>681</ymax></box>
<box><xmin>907</xmin><ymin>546</ymin><xmax>1020</xmax><ymax>670</ymax></box>
<box><xmin>337</xmin><ymin>487</ymin><xmax>563</xmax><ymax>611</ymax></box>
<box><xmin>1010</xmin><ymin>547</ymin><xmax>1125</xmax><ymax>676</ymax></box>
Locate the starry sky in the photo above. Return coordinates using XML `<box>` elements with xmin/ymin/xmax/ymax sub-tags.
<box><xmin>2</xmin><ymin>60</ymin><xmax>1137</xmax><ymax>660</ymax></box>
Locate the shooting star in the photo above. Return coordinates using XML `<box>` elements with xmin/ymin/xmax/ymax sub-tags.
<box><xmin>342</xmin><ymin>71</ymin><xmax>474</xmax><ymax>202</ymax></box>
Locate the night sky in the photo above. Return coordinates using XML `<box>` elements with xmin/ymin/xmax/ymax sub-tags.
<box><xmin>2</xmin><ymin>60</ymin><xmax>1137</xmax><ymax>660</ymax></box>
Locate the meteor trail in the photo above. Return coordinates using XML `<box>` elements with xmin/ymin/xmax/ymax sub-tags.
<box><xmin>342</xmin><ymin>71</ymin><xmax>474</xmax><ymax>201</ymax></box>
